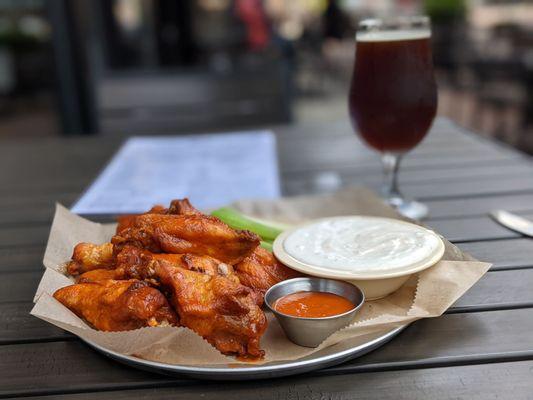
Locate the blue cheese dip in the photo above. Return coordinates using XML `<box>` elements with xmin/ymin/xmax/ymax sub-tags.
<box><xmin>283</xmin><ymin>217</ymin><xmax>442</xmax><ymax>274</ymax></box>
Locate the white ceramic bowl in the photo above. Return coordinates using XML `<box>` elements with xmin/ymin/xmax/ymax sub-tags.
<box><xmin>273</xmin><ymin>216</ymin><xmax>445</xmax><ymax>300</ymax></box>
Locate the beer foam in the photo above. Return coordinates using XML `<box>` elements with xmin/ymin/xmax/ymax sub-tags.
<box><xmin>357</xmin><ymin>29</ymin><xmax>430</xmax><ymax>42</ymax></box>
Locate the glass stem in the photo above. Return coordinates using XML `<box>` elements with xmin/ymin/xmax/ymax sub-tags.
<box><xmin>382</xmin><ymin>152</ymin><xmax>403</xmax><ymax>204</ymax></box>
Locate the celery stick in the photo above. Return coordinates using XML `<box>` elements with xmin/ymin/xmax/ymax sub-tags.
<box><xmin>211</xmin><ymin>207</ymin><xmax>284</xmax><ymax>241</ymax></box>
<box><xmin>260</xmin><ymin>241</ymin><xmax>273</xmax><ymax>252</ymax></box>
<box><xmin>245</xmin><ymin>215</ymin><xmax>292</xmax><ymax>231</ymax></box>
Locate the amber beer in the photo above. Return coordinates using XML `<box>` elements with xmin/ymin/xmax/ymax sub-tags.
<box><xmin>349</xmin><ymin>30</ymin><xmax>437</xmax><ymax>152</ymax></box>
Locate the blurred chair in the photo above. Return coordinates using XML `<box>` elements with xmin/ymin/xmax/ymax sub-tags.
<box><xmin>50</xmin><ymin>0</ymin><xmax>293</xmax><ymax>136</ymax></box>
<box><xmin>97</xmin><ymin>61</ymin><xmax>292</xmax><ymax>135</ymax></box>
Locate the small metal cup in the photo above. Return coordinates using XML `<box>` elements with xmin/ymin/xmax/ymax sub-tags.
<box><xmin>264</xmin><ymin>277</ymin><xmax>365</xmax><ymax>348</ymax></box>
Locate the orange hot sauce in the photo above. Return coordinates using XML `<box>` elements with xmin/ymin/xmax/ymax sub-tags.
<box><xmin>274</xmin><ymin>291</ymin><xmax>355</xmax><ymax>318</ymax></box>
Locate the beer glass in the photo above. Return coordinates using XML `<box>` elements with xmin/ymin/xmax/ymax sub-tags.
<box><xmin>349</xmin><ymin>16</ymin><xmax>437</xmax><ymax>219</ymax></box>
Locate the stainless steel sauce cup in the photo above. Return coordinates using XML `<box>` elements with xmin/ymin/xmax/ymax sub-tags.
<box><xmin>264</xmin><ymin>277</ymin><xmax>365</xmax><ymax>347</ymax></box>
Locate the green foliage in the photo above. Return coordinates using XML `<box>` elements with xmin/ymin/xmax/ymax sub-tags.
<box><xmin>424</xmin><ymin>0</ymin><xmax>466</xmax><ymax>22</ymax></box>
<box><xmin>0</xmin><ymin>31</ymin><xmax>41</xmax><ymax>51</ymax></box>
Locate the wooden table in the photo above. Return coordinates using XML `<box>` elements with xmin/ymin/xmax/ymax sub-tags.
<box><xmin>2</xmin><ymin>117</ymin><xmax>533</xmax><ymax>399</ymax></box>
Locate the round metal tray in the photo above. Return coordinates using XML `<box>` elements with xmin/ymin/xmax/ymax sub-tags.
<box><xmin>82</xmin><ymin>325</ymin><xmax>406</xmax><ymax>380</ymax></box>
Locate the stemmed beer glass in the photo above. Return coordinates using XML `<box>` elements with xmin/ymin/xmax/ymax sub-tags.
<box><xmin>349</xmin><ymin>16</ymin><xmax>437</xmax><ymax>219</ymax></box>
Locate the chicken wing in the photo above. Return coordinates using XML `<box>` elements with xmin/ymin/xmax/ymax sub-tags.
<box><xmin>77</xmin><ymin>268</ymin><xmax>124</xmax><ymax>283</ymax></box>
<box><xmin>116</xmin><ymin>205</ymin><xmax>167</xmax><ymax>234</ymax></box>
<box><xmin>66</xmin><ymin>242</ymin><xmax>115</xmax><ymax>275</ymax></box>
<box><xmin>235</xmin><ymin>247</ymin><xmax>302</xmax><ymax>296</ymax></box>
<box><xmin>153</xmin><ymin>262</ymin><xmax>267</xmax><ymax>358</ymax></box>
<box><xmin>53</xmin><ymin>279</ymin><xmax>179</xmax><ymax>331</ymax></box>
<box><xmin>115</xmin><ymin>199</ymin><xmax>199</xmax><ymax>234</ymax></box>
<box><xmin>167</xmin><ymin>198</ymin><xmax>202</xmax><ymax>215</ymax></box>
<box><xmin>112</xmin><ymin>213</ymin><xmax>260</xmax><ymax>264</ymax></box>
<box><xmin>114</xmin><ymin>245</ymin><xmax>239</xmax><ymax>283</ymax></box>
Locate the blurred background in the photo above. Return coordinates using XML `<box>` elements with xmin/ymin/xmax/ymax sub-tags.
<box><xmin>0</xmin><ymin>0</ymin><xmax>531</xmax><ymax>153</ymax></box>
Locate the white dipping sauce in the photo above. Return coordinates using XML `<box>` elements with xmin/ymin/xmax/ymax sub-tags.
<box><xmin>283</xmin><ymin>217</ymin><xmax>441</xmax><ymax>273</ymax></box>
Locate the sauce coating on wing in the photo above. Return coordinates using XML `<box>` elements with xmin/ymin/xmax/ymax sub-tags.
<box><xmin>66</xmin><ymin>242</ymin><xmax>115</xmax><ymax>275</ymax></box>
<box><xmin>167</xmin><ymin>198</ymin><xmax>202</xmax><ymax>215</ymax></box>
<box><xmin>53</xmin><ymin>279</ymin><xmax>178</xmax><ymax>331</ymax></box>
<box><xmin>115</xmin><ymin>199</ymin><xmax>199</xmax><ymax>234</ymax></box>
<box><xmin>153</xmin><ymin>263</ymin><xmax>267</xmax><ymax>358</ymax></box>
<box><xmin>116</xmin><ymin>205</ymin><xmax>167</xmax><ymax>234</ymax></box>
<box><xmin>235</xmin><ymin>247</ymin><xmax>302</xmax><ymax>295</ymax></box>
<box><xmin>111</xmin><ymin>213</ymin><xmax>260</xmax><ymax>265</ymax></box>
<box><xmin>77</xmin><ymin>268</ymin><xmax>124</xmax><ymax>283</ymax></box>
<box><xmin>60</xmin><ymin>198</ymin><xmax>273</xmax><ymax>359</ymax></box>
<box><xmin>114</xmin><ymin>245</ymin><xmax>240</xmax><ymax>283</ymax></box>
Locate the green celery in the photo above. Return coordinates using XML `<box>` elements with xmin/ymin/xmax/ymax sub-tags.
<box><xmin>260</xmin><ymin>241</ymin><xmax>273</xmax><ymax>252</ymax></box>
<box><xmin>211</xmin><ymin>207</ymin><xmax>285</xmax><ymax>242</ymax></box>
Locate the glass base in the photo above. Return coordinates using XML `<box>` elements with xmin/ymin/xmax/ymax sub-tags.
<box><xmin>387</xmin><ymin>196</ymin><xmax>428</xmax><ymax>220</ymax></box>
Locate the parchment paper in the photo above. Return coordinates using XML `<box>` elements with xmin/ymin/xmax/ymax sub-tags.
<box><xmin>31</xmin><ymin>187</ymin><xmax>491</xmax><ymax>365</ymax></box>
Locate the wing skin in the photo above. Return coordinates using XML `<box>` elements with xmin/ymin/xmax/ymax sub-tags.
<box><xmin>53</xmin><ymin>279</ymin><xmax>179</xmax><ymax>331</ymax></box>
<box><xmin>115</xmin><ymin>198</ymin><xmax>200</xmax><ymax>235</ymax></box>
<box><xmin>167</xmin><ymin>198</ymin><xmax>202</xmax><ymax>215</ymax></box>
<box><xmin>116</xmin><ymin>205</ymin><xmax>167</xmax><ymax>234</ymax></box>
<box><xmin>114</xmin><ymin>245</ymin><xmax>238</xmax><ymax>280</ymax></box>
<box><xmin>153</xmin><ymin>263</ymin><xmax>267</xmax><ymax>358</ymax></box>
<box><xmin>77</xmin><ymin>268</ymin><xmax>124</xmax><ymax>283</ymax></box>
<box><xmin>112</xmin><ymin>213</ymin><xmax>260</xmax><ymax>264</ymax></box>
<box><xmin>66</xmin><ymin>242</ymin><xmax>115</xmax><ymax>275</ymax></box>
<box><xmin>60</xmin><ymin>198</ymin><xmax>269</xmax><ymax>357</ymax></box>
<box><xmin>235</xmin><ymin>247</ymin><xmax>302</xmax><ymax>296</ymax></box>
<box><xmin>76</xmin><ymin>245</ymin><xmax>243</xmax><ymax>288</ymax></box>
<box><xmin>114</xmin><ymin>246</ymin><xmax>263</xmax><ymax>306</ymax></box>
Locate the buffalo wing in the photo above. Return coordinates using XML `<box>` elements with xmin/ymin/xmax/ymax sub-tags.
<box><xmin>235</xmin><ymin>247</ymin><xmax>302</xmax><ymax>296</ymax></box>
<box><xmin>66</xmin><ymin>242</ymin><xmax>115</xmax><ymax>275</ymax></box>
<box><xmin>115</xmin><ymin>245</ymin><xmax>239</xmax><ymax>283</ymax></box>
<box><xmin>54</xmin><ymin>279</ymin><xmax>178</xmax><ymax>331</ymax></box>
<box><xmin>152</xmin><ymin>263</ymin><xmax>267</xmax><ymax>358</ymax></box>
<box><xmin>112</xmin><ymin>213</ymin><xmax>260</xmax><ymax>264</ymax></box>
<box><xmin>77</xmin><ymin>268</ymin><xmax>124</xmax><ymax>283</ymax></box>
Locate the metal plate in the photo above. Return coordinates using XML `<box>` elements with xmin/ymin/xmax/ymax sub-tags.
<box><xmin>82</xmin><ymin>325</ymin><xmax>407</xmax><ymax>380</ymax></box>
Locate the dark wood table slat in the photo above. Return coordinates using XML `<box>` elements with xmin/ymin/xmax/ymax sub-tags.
<box><xmin>280</xmin><ymin>150</ymin><xmax>523</xmax><ymax>175</ymax></box>
<box><xmin>275</xmin><ymin>119</ymin><xmax>507</xmax><ymax>150</ymax></box>
<box><xmin>283</xmin><ymin>162</ymin><xmax>533</xmax><ymax>186</ymax></box>
<box><xmin>328</xmin><ymin>308</ymin><xmax>533</xmax><ymax>373</ymax></box>
<box><xmin>0</xmin><ymin>302</ymin><xmax>71</xmax><ymax>344</ymax></box>
<box><xmin>406</xmin><ymin>176</ymin><xmax>533</xmax><ymax>201</ymax></box>
<box><xmin>1</xmin><ymin>308</ymin><xmax>533</xmax><ymax>397</ymax></box>
<box><xmin>428</xmin><ymin>211</ymin><xmax>533</xmax><ymax>243</ymax></box>
<box><xmin>458</xmin><ymin>239</ymin><xmax>533</xmax><ymax>269</ymax></box>
<box><xmin>0</xmin><ymin>245</ymin><xmax>45</xmax><ymax>273</ymax></box>
<box><xmin>452</xmin><ymin>268</ymin><xmax>533</xmax><ymax>309</ymax></box>
<box><xmin>284</xmin><ymin>169</ymin><xmax>533</xmax><ymax>201</ymax></box>
<box><xmin>0</xmin><ymin>271</ymin><xmax>43</xmax><ymax>303</ymax></box>
<box><xmin>7</xmin><ymin>360</ymin><xmax>532</xmax><ymax>400</ymax></box>
<box><xmin>277</xmin><ymin>135</ymin><xmax>514</xmax><ymax>165</ymax></box>
<box><xmin>426</xmin><ymin>193</ymin><xmax>533</xmax><ymax>219</ymax></box>
<box><xmin>0</xmin><ymin>226</ymin><xmax>52</xmax><ymax>249</ymax></box>
<box><xmin>427</xmin><ymin>216</ymin><xmax>521</xmax><ymax>242</ymax></box>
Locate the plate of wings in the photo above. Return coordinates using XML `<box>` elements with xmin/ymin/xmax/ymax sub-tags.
<box><xmin>52</xmin><ymin>198</ymin><xmax>405</xmax><ymax>379</ymax></box>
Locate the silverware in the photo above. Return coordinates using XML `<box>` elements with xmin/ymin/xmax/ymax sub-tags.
<box><xmin>490</xmin><ymin>210</ymin><xmax>533</xmax><ymax>237</ymax></box>
<box><xmin>264</xmin><ymin>277</ymin><xmax>365</xmax><ymax>348</ymax></box>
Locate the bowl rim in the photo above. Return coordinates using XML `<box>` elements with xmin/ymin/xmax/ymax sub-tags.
<box><xmin>264</xmin><ymin>277</ymin><xmax>365</xmax><ymax>321</ymax></box>
<box><xmin>273</xmin><ymin>215</ymin><xmax>445</xmax><ymax>280</ymax></box>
